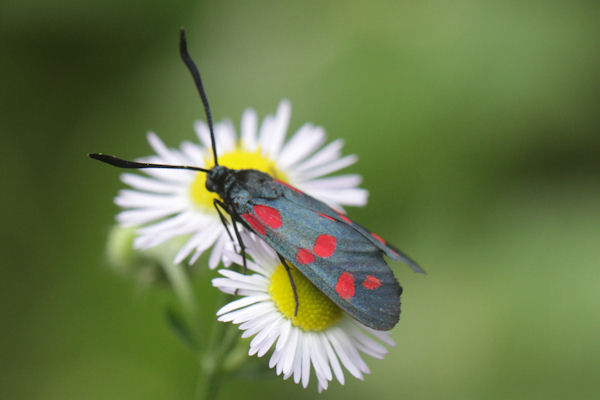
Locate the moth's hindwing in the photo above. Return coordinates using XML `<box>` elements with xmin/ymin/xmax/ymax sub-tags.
<box><xmin>233</xmin><ymin>175</ymin><xmax>403</xmax><ymax>330</ymax></box>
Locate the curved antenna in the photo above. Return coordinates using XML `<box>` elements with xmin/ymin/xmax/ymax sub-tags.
<box><xmin>179</xmin><ymin>27</ymin><xmax>219</xmax><ymax>166</ymax></box>
<box><xmin>88</xmin><ymin>153</ymin><xmax>210</xmax><ymax>173</ymax></box>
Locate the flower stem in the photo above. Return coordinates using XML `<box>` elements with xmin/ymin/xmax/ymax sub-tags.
<box><xmin>197</xmin><ymin>354</ymin><xmax>221</xmax><ymax>400</ymax></box>
<box><xmin>159</xmin><ymin>259</ymin><xmax>221</xmax><ymax>399</ymax></box>
<box><xmin>195</xmin><ymin>292</ymin><xmax>241</xmax><ymax>400</ymax></box>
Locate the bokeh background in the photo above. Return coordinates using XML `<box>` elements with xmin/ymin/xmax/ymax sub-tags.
<box><xmin>2</xmin><ymin>1</ymin><xmax>599</xmax><ymax>399</ymax></box>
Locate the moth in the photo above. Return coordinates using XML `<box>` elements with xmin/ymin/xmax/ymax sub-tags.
<box><xmin>90</xmin><ymin>28</ymin><xmax>424</xmax><ymax>330</ymax></box>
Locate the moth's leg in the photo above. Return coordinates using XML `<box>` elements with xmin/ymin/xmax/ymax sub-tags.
<box><xmin>213</xmin><ymin>199</ymin><xmax>235</xmax><ymax>244</ymax></box>
<box><xmin>277</xmin><ymin>253</ymin><xmax>299</xmax><ymax>317</ymax></box>
<box><xmin>230</xmin><ymin>214</ymin><xmax>248</xmax><ymax>275</ymax></box>
<box><xmin>213</xmin><ymin>199</ymin><xmax>248</xmax><ymax>276</ymax></box>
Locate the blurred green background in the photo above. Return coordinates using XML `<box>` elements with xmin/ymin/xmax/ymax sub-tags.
<box><xmin>1</xmin><ymin>1</ymin><xmax>599</xmax><ymax>399</ymax></box>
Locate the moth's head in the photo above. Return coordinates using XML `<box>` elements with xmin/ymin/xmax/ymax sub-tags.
<box><xmin>205</xmin><ymin>165</ymin><xmax>229</xmax><ymax>193</ymax></box>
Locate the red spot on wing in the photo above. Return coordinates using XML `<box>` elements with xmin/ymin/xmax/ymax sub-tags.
<box><xmin>363</xmin><ymin>275</ymin><xmax>382</xmax><ymax>290</ymax></box>
<box><xmin>336</xmin><ymin>212</ymin><xmax>352</xmax><ymax>225</ymax></box>
<box><xmin>317</xmin><ymin>212</ymin><xmax>336</xmax><ymax>222</ymax></box>
<box><xmin>313</xmin><ymin>234</ymin><xmax>337</xmax><ymax>258</ymax></box>
<box><xmin>275</xmin><ymin>179</ymin><xmax>303</xmax><ymax>194</ymax></box>
<box><xmin>296</xmin><ymin>248</ymin><xmax>315</xmax><ymax>264</ymax></box>
<box><xmin>242</xmin><ymin>213</ymin><xmax>266</xmax><ymax>235</ymax></box>
<box><xmin>253</xmin><ymin>205</ymin><xmax>282</xmax><ymax>229</ymax></box>
<box><xmin>371</xmin><ymin>232</ymin><xmax>386</xmax><ymax>244</ymax></box>
<box><xmin>335</xmin><ymin>272</ymin><xmax>355</xmax><ymax>299</ymax></box>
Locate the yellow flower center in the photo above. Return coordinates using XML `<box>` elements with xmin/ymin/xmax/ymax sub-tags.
<box><xmin>189</xmin><ymin>147</ymin><xmax>288</xmax><ymax>210</ymax></box>
<box><xmin>269</xmin><ymin>264</ymin><xmax>342</xmax><ymax>331</ymax></box>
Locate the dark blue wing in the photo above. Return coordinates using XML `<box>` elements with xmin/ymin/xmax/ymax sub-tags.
<box><xmin>232</xmin><ymin>177</ymin><xmax>417</xmax><ymax>330</ymax></box>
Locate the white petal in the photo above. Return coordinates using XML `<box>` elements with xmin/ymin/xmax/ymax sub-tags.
<box><xmin>256</xmin><ymin>334</ymin><xmax>279</xmax><ymax>358</ymax></box>
<box><xmin>301</xmin><ymin>334</ymin><xmax>311</xmax><ymax>388</ymax></box>
<box><xmin>299</xmin><ymin>154</ymin><xmax>358</xmax><ymax>181</ymax></box>
<box><xmin>212</xmin><ymin>276</ymin><xmax>265</xmax><ymax>293</ymax></box>
<box><xmin>326</xmin><ymin>328</ymin><xmax>364</xmax><ymax>380</ymax></box>
<box><xmin>241</xmin><ymin>108</ymin><xmax>258</xmax><ymax>151</ymax></box>
<box><xmin>216</xmin><ymin>269</ymin><xmax>269</xmax><ymax>287</ymax></box>
<box><xmin>275</xmin><ymin>319</ymin><xmax>292</xmax><ymax>352</ymax></box>
<box><xmin>298</xmin><ymin>174</ymin><xmax>362</xmax><ymax>190</ymax></box>
<box><xmin>140</xmin><ymin>165</ymin><xmax>194</xmax><ymax>184</ymax></box>
<box><xmin>209</xmin><ymin>233</ymin><xmax>227</xmax><ymax>269</ymax></box>
<box><xmin>278</xmin><ymin>124</ymin><xmax>325</xmax><ymax>168</ymax></box>
<box><xmin>362</xmin><ymin>326</ymin><xmax>395</xmax><ymax>348</ymax></box>
<box><xmin>250</xmin><ymin>316</ymin><xmax>283</xmax><ymax>356</ymax></box>
<box><xmin>224</xmin><ymin>249</ymin><xmax>270</xmax><ymax>277</ymax></box>
<box><xmin>135</xmin><ymin>212</ymin><xmax>204</xmax><ymax>243</ymax></box>
<box><xmin>309</xmin><ymin>333</ymin><xmax>332</xmax><ymax>381</ymax></box>
<box><xmin>241</xmin><ymin>308</ymin><xmax>280</xmax><ymax>338</ymax></box>
<box><xmin>120</xmin><ymin>173</ymin><xmax>182</xmax><ymax>194</ymax></box>
<box><xmin>214</xmin><ymin>119</ymin><xmax>236</xmax><ymax>154</ymax></box>
<box><xmin>281</xmin><ymin>327</ymin><xmax>300</xmax><ymax>376</ymax></box>
<box><xmin>293</xmin><ymin>138</ymin><xmax>344</xmax><ymax>173</ymax></box>
<box><xmin>117</xmin><ymin>207</ymin><xmax>181</xmax><ymax>227</ymax></box>
<box><xmin>215</xmin><ymin>295</ymin><xmax>270</xmax><ymax>316</ymax></box>
<box><xmin>291</xmin><ymin>335</ymin><xmax>303</xmax><ymax>384</ymax></box>
<box><xmin>317</xmin><ymin>378</ymin><xmax>328</xmax><ymax>393</ymax></box>
<box><xmin>257</xmin><ymin>113</ymin><xmax>275</xmax><ymax>152</ymax></box>
<box><xmin>336</xmin><ymin>327</ymin><xmax>370</xmax><ymax>374</ymax></box>
<box><xmin>134</xmin><ymin>227</ymin><xmax>187</xmax><ymax>250</ymax></box>
<box><xmin>303</xmin><ymin>187</ymin><xmax>368</xmax><ymax>208</ymax></box>
<box><xmin>348</xmin><ymin>325</ymin><xmax>388</xmax><ymax>359</ymax></box>
<box><xmin>193</xmin><ymin>120</ymin><xmax>213</xmax><ymax>151</ymax></box>
<box><xmin>146</xmin><ymin>132</ymin><xmax>181</xmax><ymax>164</ymax></box>
<box><xmin>115</xmin><ymin>190</ymin><xmax>186</xmax><ymax>209</ymax></box>
<box><xmin>174</xmin><ymin>223</ymin><xmax>220</xmax><ymax>264</ymax></box>
<box><xmin>220</xmin><ymin>302</ymin><xmax>273</xmax><ymax>324</ymax></box>
<box><xmin>263</xmin><ymin>99</ymin><xmax>290</xmax><ymax>159</ymax></box>
<box><xmin>322</xmin><ymin>333</ymin><xmax>345</xmax><ymax>385</ymax></box>
<box><xmin>127</xmin><ymin>214</ymin><xmax>199</xmax><ymax>247</ymax></box>
<box><xmin>270</xmin><ymin>348</ymin><xmax>282</xmax><ymax>371</ymax></box>
<box><xmin>180</xmin><ymin>141</ymin><xmax>207</xmax><ymax>166</ymax></box>
<box><xmin>188</xmin><ymin>227</ymin><xmax>223</xmax><ymax>264</ymax></box>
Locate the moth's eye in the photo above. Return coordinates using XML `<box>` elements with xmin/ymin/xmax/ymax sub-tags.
<box><xmin>205</xmin><ymin>176</ymin><xmax>215</xmax><ymax>191</ymax></box>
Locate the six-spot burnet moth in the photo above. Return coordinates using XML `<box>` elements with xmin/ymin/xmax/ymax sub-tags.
<box><xmin>89</xmin><ymin>28</ymin><xmax>424</xmax><ymax>331</ymax></box>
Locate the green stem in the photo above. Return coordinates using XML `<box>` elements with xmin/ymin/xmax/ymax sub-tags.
<box><xmin>197</xmin><ymin>353</ymin><xmax>221</xmax><ymax>400</ymax></box>
<box><xmin>159</xmin><ymin>256</ymin><xmax>244</xmax><ymax>400</ymax></box>
<box><xmin>160</xmin><ymin>260</ymin><xmax>221</xmax><ymax>399</ymax></box>
<box><xmin>195</xmin><ymin>293</ymin><xmax>242</xmax><ymax>400</ymax></box>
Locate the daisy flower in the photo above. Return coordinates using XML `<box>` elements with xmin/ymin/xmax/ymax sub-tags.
<box><xmin>115</xmin><ymin>100</ymin><xmax>368</xmax><ymax>268</ymax></box>
<box><xmin>212</xmin><ymin>233</ymin><xmax>394</xmax><ymax>392</ymax></box>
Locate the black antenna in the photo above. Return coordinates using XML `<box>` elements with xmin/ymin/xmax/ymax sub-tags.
<box><xmin>179</xmin><ymin>27</ymin><xmax>219</xmax><ymax>166</ymax></box>
<box><xmin>88</xmin><ymin>153</ymin><xmax>210</xmax><ymax>173</ymax></box>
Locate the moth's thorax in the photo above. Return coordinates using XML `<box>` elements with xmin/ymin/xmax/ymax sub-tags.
<box><xmin>206</xmin><ymin>166</ymin><xmax>283</xmax><ymax>205</ymax></box>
